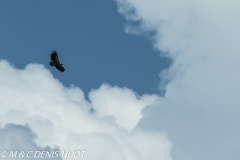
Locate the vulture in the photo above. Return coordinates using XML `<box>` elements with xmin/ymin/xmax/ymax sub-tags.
<box><xmin>49</xmin><ymin>50</ymin><xmax>65</xmax><ymax>72</ymax></box>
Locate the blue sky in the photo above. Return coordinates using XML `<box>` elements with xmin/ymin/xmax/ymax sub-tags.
<box><xmin>0</xmin><ymin>0</ymin><xmax>169</xmax><ymax>96</ymax></box>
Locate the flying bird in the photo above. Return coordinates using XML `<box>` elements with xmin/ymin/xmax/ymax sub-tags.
<box><xmin>49</xmin><ymin>50</ymin><xmax>65</xmax><ymax>72</ymax></box>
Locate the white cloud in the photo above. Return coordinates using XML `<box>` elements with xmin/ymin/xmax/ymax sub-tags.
<box><xmin>115</xmin><ymin>0</ymin><xmax>240</xmax><ymax>159</ymax></box>
<box><xmin>89</xmin><ymin>84</ymin><xmax>159</xmax><ymax>131</ymax></box>
<box><xmin>0</xmin><ymin>123</ymin><xmax>61</xmax><ymax>160</ymax></box>
<box><xmin>0</xmin><ymin>60</ymin><xmax>172</xmax><ymax>160</ymax></box>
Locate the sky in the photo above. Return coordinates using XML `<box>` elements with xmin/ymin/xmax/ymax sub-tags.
<box><xmin>1</xmin><ymin>0</ymin><xmax>240</xmax><ymax>160</ymax></box>
<box><xmin>0</xmin><ymin>0</ymin><xmax>168</xmax><ymax>96</ymax></box>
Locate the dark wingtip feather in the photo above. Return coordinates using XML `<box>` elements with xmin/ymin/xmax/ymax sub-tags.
<box><xmin>51</xmin><ymin>50</ymin><xmax>57</xmax><ymax>54</ymax></box>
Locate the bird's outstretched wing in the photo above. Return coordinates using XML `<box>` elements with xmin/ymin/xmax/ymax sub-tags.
<box><xmin>55</xmin><ymin>64</ymin><xmax>65</xmax><ymax>72</ymax></box>
<box><xmin>51</xmin><ymin>50</ymin><xmax>60</xmax><ymax>63</ymax></box>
